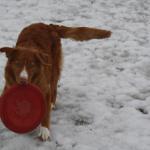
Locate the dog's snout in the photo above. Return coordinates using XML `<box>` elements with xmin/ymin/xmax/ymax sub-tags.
<box><xmin>20</xmin><ymin>68</ymin><xmax>28</xmax><ymax>79</ymax></box>
<box><xmin>19</xmin><ymin>68</ymin><xmax>28</xmax><ymax>84</ymax></box>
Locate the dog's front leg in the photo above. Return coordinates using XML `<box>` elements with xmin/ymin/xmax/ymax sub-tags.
<box><xmin>39</xmin><ymin>91</ymin><xmax>51</xmax><ymax>141</ymax></box>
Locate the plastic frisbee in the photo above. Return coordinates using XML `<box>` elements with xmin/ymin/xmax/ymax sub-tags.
<box><xmin>0</xmin><ymin>84</ymin><xmax>45</xmax><ymax>134</ymax></box>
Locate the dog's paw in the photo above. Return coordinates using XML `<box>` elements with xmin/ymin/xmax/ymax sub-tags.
<box><xmin>38</xmin><ymin>126</ymin><xmax>50</xmax><ymax>141</ymax></box>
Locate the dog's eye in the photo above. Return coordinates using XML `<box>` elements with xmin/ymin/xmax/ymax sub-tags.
<box><xmin>14</xmin><ymin>61</ymin><xmax>22</xmax><ymax>67</ymax></box>
<box><xmin>29</xmin><ymin>62</ymin><xmax>36</xmax><ymax>67</ymax></box>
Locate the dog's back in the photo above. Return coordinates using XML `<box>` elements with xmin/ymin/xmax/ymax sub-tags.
<box><xmin>16</xmin><ymin>23</ymin><xmax>54</xmax><ymax>54</ymax></box>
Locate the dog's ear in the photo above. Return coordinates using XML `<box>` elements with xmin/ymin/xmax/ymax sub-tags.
<box><xmin>0</xmin><ymin>47</ymin><xmax>16</xmax><ymax>58</ymax></box>
<box><xmin>36</xmin><ymin>52</ymin><xmax>51</xmax><ymax>66</ymax></box>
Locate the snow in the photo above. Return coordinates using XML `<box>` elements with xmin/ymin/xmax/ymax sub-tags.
<box><xmin>0</xmin><ymin>0</ymin><xmax>150</xmax><ymax>149</ymax></box>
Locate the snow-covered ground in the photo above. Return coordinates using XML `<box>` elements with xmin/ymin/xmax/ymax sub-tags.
<box><xmin>0</xmin><ymin>0</ymin><xmax>150</xmax><ymax>149</ymax></box>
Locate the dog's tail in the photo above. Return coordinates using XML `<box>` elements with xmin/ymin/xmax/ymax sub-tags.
<box><xmin>49</xmin><ymin>24</ymin><xmax>111</xmax><ymax>41</ymax></box>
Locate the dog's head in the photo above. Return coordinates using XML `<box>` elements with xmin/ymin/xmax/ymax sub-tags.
<box><xmin>0</xmin><ymin>47</ymin><xmax>50</xmax><ymax>86</ymax></box>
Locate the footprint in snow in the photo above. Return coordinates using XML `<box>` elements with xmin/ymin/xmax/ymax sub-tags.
<box><xmin>72</xmin><ymin>113</ymin><xmax>94</xmax><ymax>126</ymax></box>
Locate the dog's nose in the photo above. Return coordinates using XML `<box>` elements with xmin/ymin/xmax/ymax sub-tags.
<box><xmin>19</xmin><ymin>77</ymin><xmax>28</xmax><ymax>84</ymax></box>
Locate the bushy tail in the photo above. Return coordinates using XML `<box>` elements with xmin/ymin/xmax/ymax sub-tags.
<box><xmin>49</xmin><ymin>24</ymin><xmax>111</xmax><ymax>41</ymax></box>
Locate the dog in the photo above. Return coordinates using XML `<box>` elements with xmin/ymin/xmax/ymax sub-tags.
<box><xmin>0</xmin><ymin>23</ymin><xmax>111</xmax><ymax>141</ymax></box>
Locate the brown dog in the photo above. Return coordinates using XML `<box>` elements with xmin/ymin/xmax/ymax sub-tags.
<box><xmin>0</xmin><ymin>23</ymin><xmax>111</xmax><ymax>141</ymax></box>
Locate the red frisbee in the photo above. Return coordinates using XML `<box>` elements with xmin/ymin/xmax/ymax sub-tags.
<box><xmin>0</xmin><ymin>84</ymin><xmax>45</xmax><ymax>134</ymax></box>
